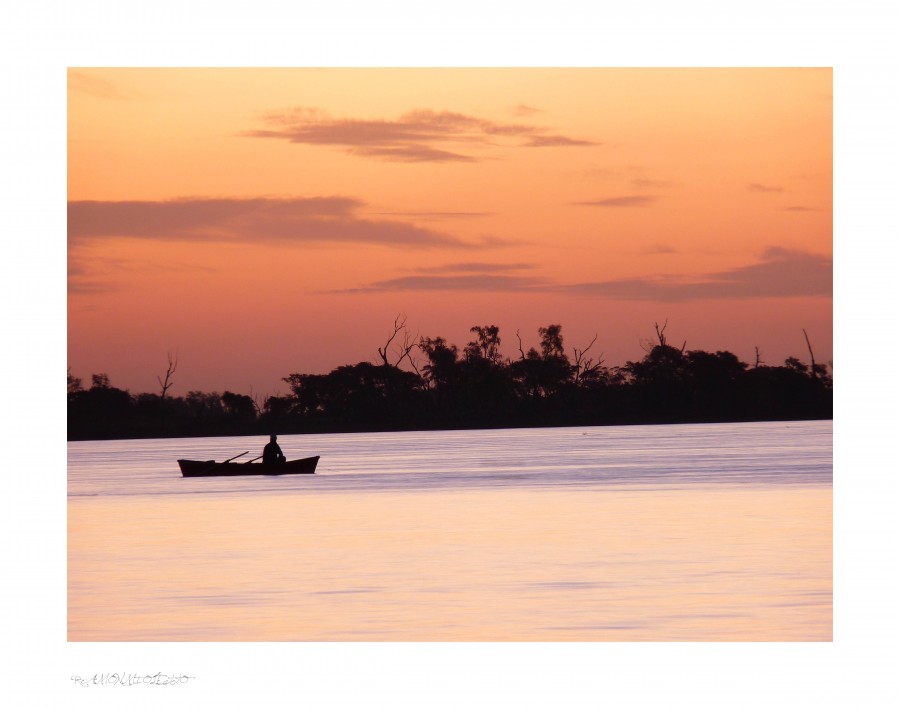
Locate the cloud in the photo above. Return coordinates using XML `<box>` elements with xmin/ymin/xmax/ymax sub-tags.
<box><xmin>332</xmin><ymin>273</ymin><xmax>549</xmax><ymax>294</ymax></box>
<box><xmin>68</xmin><ymin>196</ymin><xmax>485</xmax><ymax>249</ymax></box>
<box><xmin>68</xmin><ymin>254</ymin><xmax>218</xmax><ymax>295</ymax></box>
<box><xmin>523</xmin><ymin>135</ymin><xmax>598</xmax><ymax>148</ymax></box>
<box><xmin>475</xmin><ymin>234</ymin><xmax>529</xmax><ymax>248</ymax></box>
<box><xmin>512</xmin><ymin>104</ymin><xmax>543</xmax><ymax>116</ymax></box>
<box><xmin>782</xmin><ymin>206</ymin><xmax>822</xmax><ymax>212</ymax></box>
<box><xmin>348</xmin><ymin>145</ymin><xmax>476</xmax><ymax>162</ymax></box>
<box><xmin>581</xmin><ymin>165</ymin><xmax>668</xmax><ymax>185</ymax></box>
<box><xmin>69</xmin><ymin>256</ymin><xmax>115</xmax><ymax>294</ymax></box>
<box><xmin>748</xmin><ymin>183</ymin><xmax>785</xmax><ymax>193</ymax></box>
<box><xmin>631</xmin><ymin>178</ymin><xmax>675</xmax><ymax>189</ymax></box>
<box><xmin>242</xmin><ymin>107</ymin><xmax>595</xmax><ymax>162</ymax></box>
<box><xmin>644</xmin><ymin>244</ymin><xmax>678</xmax><ymax>255</ymax></box>
<box><xmin>573</xmin><ymin>195</ymin><xmax>659</xmax><ymax>207</ymax></box>
<box><xmin>565</xmin><ymin>248</ymin><xmax>832</xmax><ymax>301</ymax></box>
<box><xmin>331</xmin><ymin>261</ymin><xmax>541</xmax><ymax>293</ymax></box>
<box><xmin>68</xmin><ymin>279</ymin><xmax>119</xmax><ymax>295</ymax></box>
<box><xmin>410</xmin><ymin>262</ymin><xmax>535</xmax><ymax>274</ymax></box>
<box><xmin>373</xmin><ymin>211</ymin><xmax>494</xmax><ymax>221</ymax></box>
<box><xmin>244</xmin><ymin>108</ymin><xmax>536</xmax><ymax>146</ymax></box>
<box><xmin>332</xmin><ymin>248</ymin><xmax>831</xmax><ymax>300</ymax></box>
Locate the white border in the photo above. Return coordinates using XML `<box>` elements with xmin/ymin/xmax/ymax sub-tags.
<box><xmin>4</xmin><ymin>1</ymin><xmax>897</xmax><ymax>706</ymax></box>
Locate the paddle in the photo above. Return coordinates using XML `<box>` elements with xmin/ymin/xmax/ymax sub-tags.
<box><xmin>243</xmin><ymin>455</ymin><xmax>263</xmax><ymax>464</ymax></box>
<box><xmin>200</xmin><ymin>451</ymin><xmax>249</xmax><ymax>475</ymax></box>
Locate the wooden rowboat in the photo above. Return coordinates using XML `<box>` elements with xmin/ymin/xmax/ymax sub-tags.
<box><xmin>178</xmin><ymin>456</ymin><xmax>319</xmax><ymax>477</ymax></box>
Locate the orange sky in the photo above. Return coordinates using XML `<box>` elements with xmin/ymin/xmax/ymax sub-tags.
<box><xmin>68</xmin><ymin>68</ymin><xmax>832</xmax><ymax>396</ymax></box>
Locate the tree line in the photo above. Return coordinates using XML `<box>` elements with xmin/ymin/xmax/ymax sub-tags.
<box><xmin>67</xmin><ymin>320</ymin><xmax>832</xmax><ymax>440</ymax></box>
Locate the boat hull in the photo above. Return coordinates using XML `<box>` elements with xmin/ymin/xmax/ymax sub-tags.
<box><xmin>178</xmin><ymin>456</ymin><xmax>319</xmax><ymax>477</ymax></box>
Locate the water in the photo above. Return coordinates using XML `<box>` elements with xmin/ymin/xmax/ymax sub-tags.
<box><xmin>68</xmin><ymin>420</ymin><xmax>832</xmax><ymax>641</ymax></box>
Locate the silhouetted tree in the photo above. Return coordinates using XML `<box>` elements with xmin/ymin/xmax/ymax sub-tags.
<box><xmin>538</xmin><ymin>324</ymin><xmax>565</xmax><ymax>359</ymax></box>
<box><xmin>455</xmin><ymin>325</ymin><xmax>515</xmax><ymax>422</ymax></box>
<box><xmin>284</xmin><ymin>361</ymin><xmax>423</xmax><ymax>430</ymax></box>
<box><xmin>683</xmin><ymin>349</ymin><xmax>748</xmax><ymax>419</ymax></box>
<box><xmin>259</xmin><ymin>394</ymin><xmax>294</xmax><ymax>430</ymax></box>
<box><xmin>67</xmin><ymin>320</ymin><xmax>833</xmax><ymax>440</ymax></box>
<box><xmin>67</xmin><ymin>368</ymin><xmax>82</xmax><ymax>403</ymax></box>
<box><xmin>744</xmin><ymin>359</ymin><xmax>831</xmax><ymax>420</ymax></box>
<box><xmin>465</xmin><ymin>325</ymin><xmax>503</xmax><ymax>365</ymax></box>
<box><xmin>185</xmin><ymin>390</ymin><xmax>225</xmax><ymax>426</ymax></box>
<box><xmin>221</xmin><ymin>391</ymin><xmax>257</xmax><ymax>423</ymax></box>
<box><xmin>511</xmin><ymin>324</ymin><xmax>573</xmax><ymax>400</ymax></box>
<box><xmin>784</xmin><ymin>357</ymin><xmax>809</xmax><ymax>375</ymax></box>
<box><xmin>158</xmin><ymin>352</ymin><xmax>178</xmax><ymax>399</ymax></box>
<box><xmin>572</xmin><ymin>334</ymin><xmax>605</xmax><ymax>387</ymax></box>
<box><xmin>91</xmin><ymin>373</ymin><xmax>111</xmax><ymax>389</ymax></box>
<box><xmin>624</xmin><ymin>323</ymin><xmax>691</xmax><ymax>420</ymax></box>
<box><xmin>377</xmin><ymin>314</ymin><xmax>419</xmax><ymax>370</ymax></box>
<box><xmin>419</xmin><ymin>336</ymin><xmax>460</xmax><ymax>389</ymax></box>
<box><xmin>68</xmin><ymin>373</ymin><xmax>133</xmax><ymax>438</ymax></box>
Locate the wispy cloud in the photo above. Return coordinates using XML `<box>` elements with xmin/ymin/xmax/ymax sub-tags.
<box><xmin>565</xmin><ymin>248</ymin><xmax>831</xmax><ymax>301</ymax></box>
<box><xmin>748</xmin><ymin>183</ymin><xmax>784</xmax><ymax>193</ymax></box>
<box><xmin>410</xmin><ymin>262</ymin><xmax>535</xmax><ymax>274</ymax></box>
<box><xmin>512</xmin><ymin>104</ymin><xmax>542</xmax><ymax>117</ymax></box>
<box><xmin>68</xmin><ymin>279</ymin><xmax>119</xmax><ymax>295</ymax></box>
<box><xmin>241</xmin><ymin>107</ymin><xmax>597</xmax><ymax>162</ymax></box>
<box><xmin>335</xmin><ymin>248</ymin><xmax>831</xmax><ymax>300</ymax></box>
<box><xmin>477</xmin><ymin>234</ymin><xmax>529</xmax><ymax>248</ymax></box>
<box><xmin>523</xmin><ymin>135</ymin><xmax>597</xmax><ymax>148</ymax></box>
<box><xmin>331</xmin><ymin>261</ymin><xmax>543</xmax><ymax>293</ymax></box>
<box><xmin>631</xmin><ymin>178</ymin><xmax>675</xmax><ymax>190</ymax></box>
<box><xmin>573</xmin><ymin>195</ymin><xmax>659</xmax><ymax>208</ymax></box>
<box><xmin>332</xmin><ymin>273</ymin><xmax>549</xmax><ymax>294</ymax></box>
<box><xmin>68</xmin><ymin>254</ymin><xmax>218</xmax><ymax>294</ymax></box>
<box><xmin>71</xmin><ymin>254</ymin><xmax>216</xmax><ymax>275</ymax></box>
<box><xmin>348</xmin><ymin>145</ymin><xmax>477</xmax><ymax>163</ymax></box>
<box><xmin>68</xmin><ymin>196</ymin><xmax>492</xmax><ymax>249</ymax></box>
<box><xmin>580</xmin><ymin>165</ymin><xmax>672</xmax><ymax>188</ymax></box>
<box><xmin>373</xmin><ymin>211</ymin><xmax>494</xmax><ymax>221</ymax></box>
<box><xmin>644</xmin><ymin>244</ymin><xmax>678</xmax><ymax>255</ymax></box>
<box><xmin>782</xmin><ymin>205</ymin><xmax>822</xmax><ymax>212</ymax></box>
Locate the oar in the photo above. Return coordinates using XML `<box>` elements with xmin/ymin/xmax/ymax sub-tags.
<box><xmin>200</xmin><ymin>451</ymin><xmax>249</xmax><ymax>475</ymax></box>
<box><xmin>243</xmin><ymin>455</ymin><xmax>263</xmax><ymax>465</ymax></box>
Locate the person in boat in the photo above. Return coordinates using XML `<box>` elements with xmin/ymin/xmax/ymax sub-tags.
<box><xmin>262</xmin><ymin>434</ymin><xmax>286</xmax><ymax>466</ymax></box>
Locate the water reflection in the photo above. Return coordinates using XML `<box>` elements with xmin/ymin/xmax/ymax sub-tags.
<box><xmin>68</xmin><ymin>421</ymin><xmax>832</xmax><ymax>641</ymax></box>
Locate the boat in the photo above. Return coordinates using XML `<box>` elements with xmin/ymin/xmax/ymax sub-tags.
<box><xmin>178</xmin><ymin>456</ymin><xmax>319</xmax><ymax>477</ymax></box>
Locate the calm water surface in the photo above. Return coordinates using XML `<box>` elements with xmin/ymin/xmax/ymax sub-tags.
<box><xmin>68</xmin><ymin>421</ymin><xmax>832</xmax><ymax>641</ymax></box>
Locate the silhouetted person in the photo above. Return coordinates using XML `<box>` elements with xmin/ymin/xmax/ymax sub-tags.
<box><xmin>263</xmin><ymin>434</ymin><xmax>286</xmax><ymax>466</ymax></box>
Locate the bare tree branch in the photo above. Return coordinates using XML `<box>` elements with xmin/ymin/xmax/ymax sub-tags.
<box><xmin>377</xmin><ymin>314</ymin><xmax>407</xmax><ymax>367</ymax></box>
<box><xmin>654</xmin><ymin>320</ymin><xmax>668</xmax><ymax>347</ymax></box>
<box><xmin>377</xmin><ymin>314</ymin><xmax>422</xmax><ymax>370</ymax></box>
<box><xmin>157</xmin><ymin>351</ymin><xmax>178</xmax><ymax>399</ymax></box>
<box><xmin>640</xmin><ymin>320</ymin><xmax>685</xmax><ymax>353</ymax></box>
<box><xmin>641</xmin><ymin>319</ymin><xmax>668</xmax><ymax>353</ymax></box>
<box><xmin>572</xmin><ymin>334</ymin><xmax>604</xmax><ymax>385</ymax></box>
<box><xmin>248</xmin><ymin>387</ymin><xmax>265</xmax><ymax>416</ymax></box>
<box><xmin>396</xmin><ymin>326</ymin><xmax>421</xmax><ymax>373</ymax></box>
<box><xmin>803</xmin><ymin>329</ymin><xmax>817</xmax><ymax>379</ymax></box>
<box><xmin>515</xmin><ymin>329</ymin><xmax>526</xmax><ymax>360</ymax></box>
<box><xmin>574</xmin><ymin>334</ymin><xmax>598</xmax><ymax>359</ymax></box>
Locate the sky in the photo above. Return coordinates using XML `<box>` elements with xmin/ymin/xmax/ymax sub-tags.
<box><xmin>68</xmin><ymin>68</ymin><xmax>832</xmax><ymax>396</ymax></box>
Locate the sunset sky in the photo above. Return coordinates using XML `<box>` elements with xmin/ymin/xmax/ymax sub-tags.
<box><xmin>68</xmin><ymin>68</ymin><xmax>832</xmax><ymax>396</ymax></box>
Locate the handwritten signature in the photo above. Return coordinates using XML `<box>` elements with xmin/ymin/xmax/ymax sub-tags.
<box><xmin>71</xmin><ymin>673</ymin><xmax>196</xmax><ymax>687</ymax></box>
